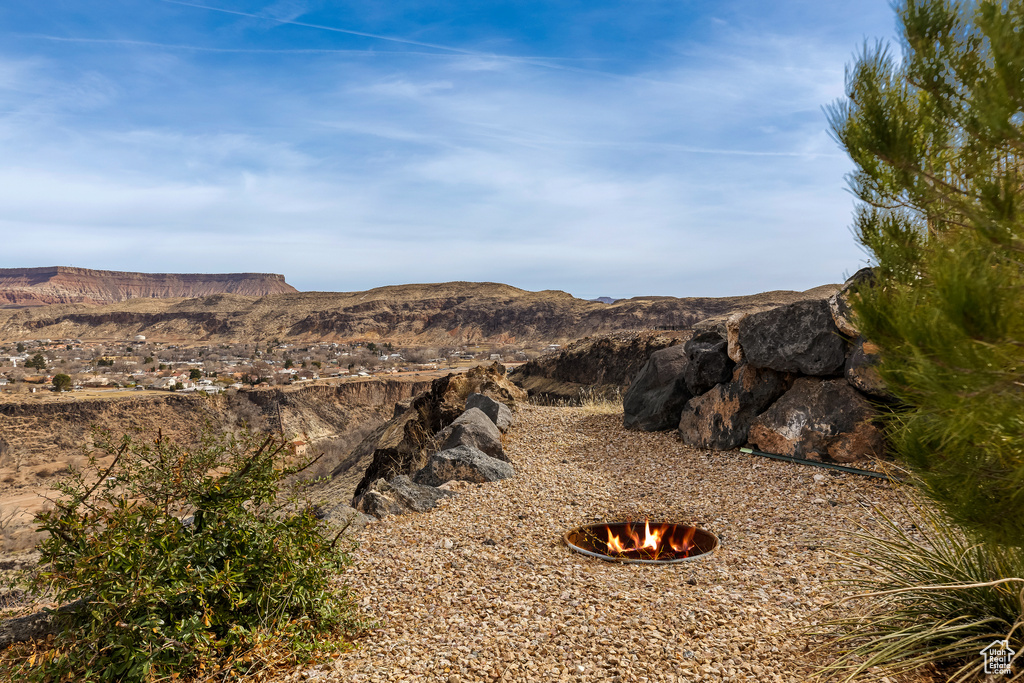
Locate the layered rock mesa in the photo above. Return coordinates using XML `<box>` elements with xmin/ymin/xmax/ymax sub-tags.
<box><xmin>0</xmin><ymin>266</ymin><xmax>296</xmax><ymax>307</ymax></box>
<box><xmin>0</xmin><ymin>279</ymin><xmax>840</xmax><ymax>345</ymax></box>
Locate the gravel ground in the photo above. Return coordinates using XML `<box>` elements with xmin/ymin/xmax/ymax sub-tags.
<box><xmin>310</xmin><ymin>405</ymin><xmax>932</xmax><ymax>683</ymax></box>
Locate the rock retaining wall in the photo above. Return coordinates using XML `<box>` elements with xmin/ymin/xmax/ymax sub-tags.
<box><xmin>623</xmin><ymin>269</ymin><xmax>887</xmax><ymax>463</ymax></box>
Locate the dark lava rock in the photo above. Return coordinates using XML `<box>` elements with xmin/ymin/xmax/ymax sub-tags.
<box><xmin>828</xmin><ymin>267</ymin><xmax>875</xmax><ymax>338</ymax></box>
<box><xmin>747</xmin><ymin>377</ymin><xmax>885</xmax><ymax>462</ymax></box>
<box><xmin>683</xmin><ymin>331</ymin><xmax>735</xmax><ymax>395</ymax></box>
<box><xmin>622</xmin><ymin>345</ymin><xmax>692</xmax><ymax>431</ymax></box>
<box><xmin>678</xmin><ymin>364</ymin><xmax>793</xmax><ymax>450</ymax></box>
<box><xmin>737</xmin><ymin>299</ymin><xmax>847</xmax><ymax>376</ymax></box>
<box><xmin>465</xmin><ymin>393</ymin><xmax>514</xmax><ymax>433</ymax></box>
<box><xmin>845</xmin><ymin>337</ymin><xmax>893</xmax><ymax>400</ymax></box>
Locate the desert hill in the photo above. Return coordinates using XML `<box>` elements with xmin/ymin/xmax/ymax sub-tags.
<box><xmin>0</xmin><ymin>279</ymin><xmax>840</xmax><ymax>345</ymax></box>
<box><xmin>0</xmin><ymin>266</ymin><xmax>296</xmax><ymax>307</ymax></box>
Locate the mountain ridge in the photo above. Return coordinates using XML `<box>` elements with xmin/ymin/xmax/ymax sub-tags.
<box><xmin>0</xmin><ymin>278</ymin><xmax>841</xmax><ymax>344</ymax></box>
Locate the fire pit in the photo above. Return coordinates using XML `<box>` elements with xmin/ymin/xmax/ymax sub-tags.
<box><xmin>563</xmin><ymin>520</ymin><xmax>718</xmax><ymax>564</ymax></box>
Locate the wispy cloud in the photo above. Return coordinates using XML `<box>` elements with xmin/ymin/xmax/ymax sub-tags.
<box><xmin>0</xmin><ymin>0</ymin><xmax>895</xmax><ymax>297</ymax></box>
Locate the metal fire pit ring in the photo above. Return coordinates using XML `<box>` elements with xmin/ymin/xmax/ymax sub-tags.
<box><xmin>563</xmin><ymin>521</ymin><xmax>719</xmax><ymax>565</ymax></box>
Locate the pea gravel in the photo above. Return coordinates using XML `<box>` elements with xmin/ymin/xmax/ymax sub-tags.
<box><xmin>307</xmin><ymin>405</ymin><xmax>932</xmax><ymax>683</ymax></box>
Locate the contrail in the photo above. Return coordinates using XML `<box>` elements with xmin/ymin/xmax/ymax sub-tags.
<box><xmin>152</xmin><ymin>0</ymin><xmax>679</xmax><ymax>84</ymax></box>
<box><xmin>156</xmin><ymin>0</ymin><xmax>495</xmax><ymax>57</ymax></box>
<box><xmin>24</xmin><ymin>34</ymin><xmax>460</xmax><ymax>57</ymax></box>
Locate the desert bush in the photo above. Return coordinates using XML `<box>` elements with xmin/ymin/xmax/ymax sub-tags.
<box><xmin>3</xmin><ymin>428</ymin><xmax>367</xmax><ymax>681</ymax></box>
<box><xmin>820</xmin><ymin>497</ymin><xmax>1023</xmax><ymax>681</ymax></box>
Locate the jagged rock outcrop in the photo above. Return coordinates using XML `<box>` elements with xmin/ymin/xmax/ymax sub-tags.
<box><xmin>350</xmin><ymin>363</ymin><xmax>524</xmax><ymax>502</ymax></box>
<box><xmin>437</xmin><ymin>407</ymin><xmax>505</xmax><ymax>461</ymax></box>
<box><xmin>413</xmin><ymin>445</ymin><xmax>515</xmax><ymax>487</ymax></box>
<box><xmin>621</xmin><ymin>345</ymin><xmax>692</xmax><ymax>431</ymax></box>
<box><xmin>0</xmin><ymin>378</ymin><xmax>432</xmax><ymax>520</ymax></box>
<box><xmin>0</xmin><ymin>266</ymin><xmax>296</xmax><ymax>307</ymax></box>
<box><xmin>737</xmin><ymin>299</ymin><xmax>848</xmax><ymax>376</ymax></box>
<box><xmin>678</xmin><ymin>364</ymin><xmax>792</xmax><ymax>450</ymax></box>
<box><xmin>747</xmin><ymin>378</ymin><xmax>885</xmax><ymax>463</ymax></box>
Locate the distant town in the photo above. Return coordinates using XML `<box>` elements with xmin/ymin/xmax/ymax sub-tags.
<box><xmin>0</xmin><ymin>337</ymin><xmax>555</xmax><ymax>396</ymax></box>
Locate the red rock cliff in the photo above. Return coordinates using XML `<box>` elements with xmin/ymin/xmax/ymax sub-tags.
<box><xmin>0</xmin><ymin>266</ymin><xmax>297</xmax><ymax>306</ymax></box>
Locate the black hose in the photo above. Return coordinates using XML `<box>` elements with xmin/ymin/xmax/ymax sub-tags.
<box><xmin>737</xmin><ymin>447</ymin><xmax>905</xmax><ymax>482</ymax></box>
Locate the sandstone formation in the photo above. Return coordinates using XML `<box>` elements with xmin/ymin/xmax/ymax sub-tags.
<box><xmin>0</xmin><ymin>266</ymin><xmax>296</xmax><ymax>307</ymax></box>
<box><xmin>0</xmin><ymin>377</ymin><xmax>432</xmax><ymax>550</ymax></box>
<box><xmin>621</xmin><ymin>345</ymin><xmax>691</xmax><ymax>432</ymax></box>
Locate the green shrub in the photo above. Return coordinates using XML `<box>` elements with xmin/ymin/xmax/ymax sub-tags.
<box><xmin>8</xmin><ymin>428</ymin><xmax>367</xmax><ymax>681</ymax></box>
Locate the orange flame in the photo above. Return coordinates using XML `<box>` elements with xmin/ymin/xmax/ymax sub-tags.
<box><xmin>603</xmin><ymin>520</ymin><xmax>690</xmax><ymax>559</ymax></box>
<box><xmin>669</xmin><ymin>524</ymin><xmax>696</xmax><ymax>553</ymax></box>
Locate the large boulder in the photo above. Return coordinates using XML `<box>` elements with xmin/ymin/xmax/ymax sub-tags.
<box><xmin>465</xmin><ymin>393</ymin><xmax>514</xmax><ymax>432</ymax></box>
<box><xmin>678</xmin><ymin>364</ymin><xmax>792</xmax><ymax>450</ymax></box>
<box><xmin>414</xmin><ymin>445</ymin><xmax>515</xmax><ymax>487</ymax></box>
<box><xmin>438</xmin><ymin>407</ymin><xmax>505</xmax><ymax>460</ymax></box>
<box><xmin>828</xmin><ymin>268</ymin><xmax>875</xmax><ymax>338</ymax></box>
<box><xmin>747</xmin><ymin>377</ymin><xmax>885</xmax><ymax>462</ymax></box>
<box><xmin>737</xmin><ymin>299</ymin><xmax>847</xmax><ymax>376</ymax></box>
<box><xmin>622</xmin><ymin>345</ymin><xmax>692</xmax><ymax>431</ymax></box>
<box><xmin>845</xmin><ymin>337</ymin><xmax>893</xmax><ymax>400</ymax></box>
<box><xmin>354</xmin><ymin>475</ymin><xmax>458</xmax><ymax>518</ymax></box>
<box><xmin>684</xmin><ymin>331</ymin><xmax>735</xmax><ymax>395</ymax></box>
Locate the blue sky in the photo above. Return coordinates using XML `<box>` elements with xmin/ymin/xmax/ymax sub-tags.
<box><xmin>0</xmin><ymin>1</ymin><xmax>897</xmax><ymax>298</ymax></box>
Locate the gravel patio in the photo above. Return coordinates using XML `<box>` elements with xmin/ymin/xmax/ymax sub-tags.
<box><xmin>313</xmin><ymin>404</ymin><xmax>926</xmax><ymax>683</ymax></box>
